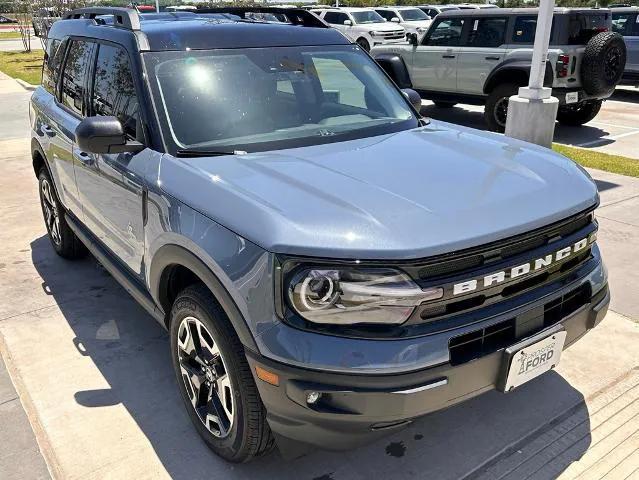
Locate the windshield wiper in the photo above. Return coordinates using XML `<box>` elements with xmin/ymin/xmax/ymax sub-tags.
<box><xmin>175</xmin><ymin>148</ymin><xmax>246</xmax><ymax>158</ymax></box>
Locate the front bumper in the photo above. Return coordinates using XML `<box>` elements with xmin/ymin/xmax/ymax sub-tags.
<box><xmin>248</xmin><ymin>284</ymin><xmax>609</xmax><ymax>451</ymax></box>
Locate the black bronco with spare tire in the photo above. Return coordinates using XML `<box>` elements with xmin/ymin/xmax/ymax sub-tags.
<box><xmin>372</xmin><ymin>8</ymin><xmax>626</xmax><ymax>131</ymax></box>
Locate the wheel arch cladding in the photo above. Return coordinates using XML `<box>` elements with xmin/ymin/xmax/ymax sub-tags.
<box><xmin>483</xmin><ymin>61</ymin><xmax>554</xmax><ymax>94</ymax></box>
<box><xmin>374</xmin><ymin>53</ymin><xmax>412</xmax><ymax>89</ymax></box>
<box><xmin>149</xmin><ymin>244</ymin><xmax>259</xmax><ymax>351</ymax></box>
<box><xmin>31</xmin><ymin>138</ymin><xmax>49</xmax><ymax>178</ymax></box>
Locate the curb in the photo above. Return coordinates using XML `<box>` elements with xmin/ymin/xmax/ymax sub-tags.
<box><xmin>0</xmin><ymin>332</ymin><xmax>62</xmax><ymax>480</ymax></box>
<box><xmin>15</xmin><ymin>78</ymin><xmax>37</xmax><ymax>90</ymax></box>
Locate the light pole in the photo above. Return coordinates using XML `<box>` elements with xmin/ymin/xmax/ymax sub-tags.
<box><xmin>504</xmin><ymin>0</ymin><xmax>559</xmax><ymax>148</ymax></box>
<box><xmin>155</xmin><ymin>0</ymin><xmax>160</xmax><ymax>13</ymax></box>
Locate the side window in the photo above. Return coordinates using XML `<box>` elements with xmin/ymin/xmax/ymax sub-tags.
<box><xmin>313</xmin><ymin>57</ymin><xmax>366</xmax><ymax>108</ymax></box>
<box><xmin>635</xmin><ymin>14</ymin><xmax>639</xmax><ymax>36</ymax></box>
<box><xmin>612</xmin><ymin>14</ymin><xmax>633</xmax><ymax>35</ymax></box>
<box><xmin>423</xmin><ymin>18</ymin><xmax>465</xmax><ymax>46</ymax></box>
<box><xmin>324</xmin><ymin>12</ymin><xmax>346</xmax><ymax>24</ymax></box>
<box><xmin>377</xmin><ymin>10</ymin><xmax>395</xmax><ymax>22</ymax></box>
<box><xmin>42</xmin><ymin>38</ymin><xmax>64</xmax><ymax>95</ymax></box>
<box><xmin>466</xmin><ymin>17</ymin><xmax>507</xmax><ymax>48</ymax></box>
<box><xmin>92</xmin><ymin>44</ymin><xmax>140</xmax><ymax>139</ymax></box>
<box><xmin>512</xmin><ymin>16</ymin><xmax>555</xmax><ymax>44</ymax></box>
<box><xmin>61</xmin><ymin>40</ymin><xmax>93</xmax><ymax>116</ymax></box>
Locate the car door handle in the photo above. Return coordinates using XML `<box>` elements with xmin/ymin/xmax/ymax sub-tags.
<box><xmin>485</xmin><ymin>56</ymin><xmax>500</xmax><ymax>60</ymax></box>
<box><xmin>41</xmin><ymin>124</ymin><xmax>55</xmax><ymax>137</ymax></box>
<box><xmin>76</xmin><ymin>151</ymin><xmax>94</xmax><ymax>166</ymax></box>
<box><xmin>442</xmin><ymin>54</ymin><xmax>456</xmax><ymax>59</ymax></box>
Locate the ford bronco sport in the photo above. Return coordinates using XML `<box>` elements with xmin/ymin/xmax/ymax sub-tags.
<box><xmin>32</xmin><ymin>6</ymin><xmax>609</xmax><ymax>463</ymax></box>
<box><xmin>373</xmin><ymin>8</ymin><xmax>627</xmax><ymax>131</ymax></box>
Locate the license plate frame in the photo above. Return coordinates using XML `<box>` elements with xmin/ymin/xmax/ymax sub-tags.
<box><xmin>498</xmin><ymin>325</ymin><xmax>567</xmax><ymax>392</ymax></box>
<box><xmin>565</xmin><ymin>92</ymin><xmax>579</xmax><ymax>104</ymax></box>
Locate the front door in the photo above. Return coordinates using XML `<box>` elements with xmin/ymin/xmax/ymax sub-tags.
<box><xmin>410</xmin><ymin>17</ymin><xmax>466</xmax><ymax>92</ymax></box>
<box><xmin>456</xmin><ymin>17</ymin><xmax>508</xmax><ymax>95</ymax></box>
<box><xmin>74</xmin><ymin>42</ymin><xmax>146</xmax><ymax>277</ymax></box>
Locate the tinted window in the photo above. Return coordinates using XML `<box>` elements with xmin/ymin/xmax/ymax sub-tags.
<box><xmin>512</xmin><ymin>16</ymin><xmax>556</xmax><ymax>44</ymax></box>
<box><xmin>467</xmin><ymin>17</ymin><xmax>507</xmax><ymax>47</ymax></box>
<box><xmin>376</xmin><ymin>10</ymin><xmax>396</xmax><ymax>22</ymax></box>
<box><xmin>424</xmin><ymin>18</ymin><xmax>465</xmax><ymax>46</ymax></box>
<box><xmin>323</xmin><ymin>12</ymin><xmax>348</xmax><ymax>24</ymax></box>
<box><xmin>92</xmin><ymin>44</ymin><xmax>140</xmax><ymax>139</ymax></box>
<box><xmin>351</xmin><ymin>11</ymin><xmax>385</xmax><ymax>24</ymax></box>
<box><xmin>61</xmin><ymin>40</ymin><xmax>93</xmax><ymax>116</ymax></box>
<box><xmin>400</xmin><ymin>8</ymin><xmax>429</xmax><ymax>21</ymax></box>
<box><xmin>612</xmin><ymin>13</ymin><xmax>635</xmax><ymax>35</ymax></box>
<box><xmin>635</xmin><ymin>14</ymin><xmax>639</xmax><ymax>36</ymax></box>
<box><xmin>567</xmin><ymin>14</ymin><xmax>610</xmax><ymax>44</ymax></box>
<box><xmin>42</xmin><ymin>38</ymin><xmax>63</xmax><ymax>95</ymax></box>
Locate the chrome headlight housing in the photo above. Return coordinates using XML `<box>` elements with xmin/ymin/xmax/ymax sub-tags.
<box><xmin>286</xmin><ymin>267</ymin><xmax>442</xmax><ymax>326</ymax></box>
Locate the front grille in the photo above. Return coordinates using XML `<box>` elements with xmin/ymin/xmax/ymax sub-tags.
<box><xmin>379</xmin><ymin>30</ymin><xmax>405</xmax><ymax>40</ymax></box>
<box><xmin>449</xmin><ymin>284</ymin><xmax>591</xmax><ymax>366</ymax></box>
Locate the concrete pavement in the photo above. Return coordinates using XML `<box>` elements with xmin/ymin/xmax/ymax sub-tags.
<box><xmin>0</xmin><ymin>73</ymin><xmax>638</xmax><ymax>479</ymax></box>
<box><xmin>423</xmin><ymin>86</ymin><xmax>639</xmax><ymax>160</ymax></box>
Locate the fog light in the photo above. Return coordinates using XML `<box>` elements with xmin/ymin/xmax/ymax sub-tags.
<box><xmin>306</xmin><ymin>391</ymin><xmax>321</xmax><ymax>404</ymax></box>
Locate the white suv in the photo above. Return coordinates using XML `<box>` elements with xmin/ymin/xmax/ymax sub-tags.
<box><xmin>316</xmin><ymin>8</ymin><xmax>406</xmax><ymax>51</ymax></box>
<box><xmin>374</xmin><ymin>7</ymin><xmax>433</xmax><ymax>41</ymax></box>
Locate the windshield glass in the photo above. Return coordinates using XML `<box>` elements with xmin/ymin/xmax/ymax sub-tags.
<box><xmin>399</xmin><ymin>8</ymin><xmax>429</xmax><ymax>21</ymax></box>
<box><xmin>351</xmin><ymin>11</ymin><xmax>385</xmax><ymax>24</ymax></box>
<box><xmin>145</xmin><ymin>45</ymin><xmax>417</xmax><ymax>154</ymax></box>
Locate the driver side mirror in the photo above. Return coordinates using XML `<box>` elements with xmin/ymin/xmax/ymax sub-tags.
<box><xmin>391</xmin><ymin>17</ymin><xmax>400</xmax><ymax>23</ymax></box>
<box><xmin>343</xmin><ymin>19</ymin><xmax>352</xmax><ymax>26</ymax></box>
<box><xmin>402</xmin><ymin>88</ymin><xmax>422</xmax><ymax>112</ymax></box>
<box><xmin>407</xmin><ymin>32</ymin><xmax>419</xmax><ymax>46</ymax></box>
<box><xmin>75</xmin><ymin>116</ymin><xmax>144</xmax><ymax>155</ymax></box>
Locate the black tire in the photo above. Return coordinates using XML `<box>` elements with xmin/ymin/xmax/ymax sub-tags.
<box><xmin>484</xmin><ymin>83</ymin><xmax>519</xmax><ymax>133</ymax></box>
<box><xmin>356</xmin><ymin>37</ymin><xmax>370</xmax><ymax>52</ymax></box>
<box><xmin>433</xmin><ymin>101</ymin><xmax>456</xmax><ymax>108</ymax></box>
<box><xmin>169</xmin><ymin>284</ymin><xmax>274</xmax><ymax>463</ymax></box>
<box><xmin>37</xmin><ymin>168</ymin><xmax>86</xmax><ymax>259</ymax></box>
<box><xmin>581</xmin><ymin>32</ymin><xmax>626</xmax><ymax>96</ymax></box>
<box><xmin>556</xmin><ymin>100</ymin><xmax>603</xmax><ymax>126</ymax></box>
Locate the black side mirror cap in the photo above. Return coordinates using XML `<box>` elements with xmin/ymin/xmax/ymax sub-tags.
<box><xmin>407</xmin><ymin>32</ymin><xmax>419</xmax><ymax>46</ymax></box>
<box><xmin>75</xmin><ymin>116</ymin><xmax>144</xmax><ymax>154</ymax></box>
<box><xmin>402</xmin><ymin>88</ymin><xmax>422</xmax><ymax>112</ymax></box>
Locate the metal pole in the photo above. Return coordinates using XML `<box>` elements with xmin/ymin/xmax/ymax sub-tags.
<box><xmin>155</xmin><ymin>0</ymin><xmax>160</xmax><ymax>13</ymax></box>
<box><xmin>520</xmin><ymin>0</ymin><xmax>555</xmax><ymax>99</ymax></box>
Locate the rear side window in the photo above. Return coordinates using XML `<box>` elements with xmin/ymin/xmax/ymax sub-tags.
<box><xmin>466</xmin><ymin>17</ymin><xmax>507</xmax><ymax>47</ymax></box>
<box><xmin>612</xmin><ymin>13</ymin><xmax>636</xmax><ymax>35</ymax></box>
<box><xmin>323</xmin><ymin>12</ymin><xmax>348</xmax><ymax>25</ymax></box>
<box><xmin>376</xmin><ymin>10</ymin><xmax>396</xmax><ymax>22</ymax></box>
<box><xmin>512</xmin><ymin>16</ymin><xmax>556</xmax><ymax>44</ymax></box>
<box><xmin>567</xmin><ymin>13</ymin><xmax>610</xmax><ymax>44</ymax></box>
<box><xmin>42</xmin><ymin>39</ymin><xmax>64</xmax><ymax>95</ymax></box>
<box><xmin>424</xmin><ymin>18</ymin><xmax>465</xmax><ymax>46</ymax></box>
<box><xmin>92</xmin><ymin>44</ymin><xmax>140</xmax><ymax>139</ymax></box>
<box><xmin>61</xmin><ymin>40</ymin><xmax>93</xmax><ymax>116</ymax></box>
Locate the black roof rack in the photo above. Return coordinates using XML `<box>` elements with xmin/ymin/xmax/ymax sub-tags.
<box><xmin>194</xmin><ymin>7</ymin><xmax>329</xmax><ymax>28</ymax></box>
<box><xmin>63</xmin><ymin>7</ymin><xmax>141</xmax><ymax>31</ymax></box>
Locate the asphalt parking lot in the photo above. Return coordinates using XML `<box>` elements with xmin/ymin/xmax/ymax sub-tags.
<box><xmin>0</xmin><ymin>72</ymin><xmax>638</xmax><ymax>480</ymax></box>
<box><xmin>421</xmin><ymin>86</ymin><xmax>639</xmax><ymax>159</ymax></box>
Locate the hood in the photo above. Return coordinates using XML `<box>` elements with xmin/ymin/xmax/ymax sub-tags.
<box><xmin>159</xmin><ymin>121</ymin><xmax>598</xmax><ymax>260</ymax></box>
<box><xmin>402</xmin><ymin>20</ymin><xmax>432</xmax><ymax>31</ymax></box>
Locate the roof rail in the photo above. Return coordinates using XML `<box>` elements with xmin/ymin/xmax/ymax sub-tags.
<box><xmin>63</xmin><ymin>7</ymin><xmax>141</xmax><ymax>31</ymax></box>
<box><xmin>195</xmin><ymin>7</ymin><xmax>329</xmax><ymax>28</ymax></box>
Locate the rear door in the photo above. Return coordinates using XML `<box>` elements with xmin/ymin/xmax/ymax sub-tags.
<box><xmin>410</xmin><ymin>16</ymin><xmax>466</xmax><ymax>92</ymax></box>
<box><xmin>456</xmin><ymin>16</ymin><xmax>508</xmax><ymax>95</ymax></box>
<box><xmin>613</xmin><ymin>12</ymin><xmax>639</xmax><ymax>74</ymax></box>
<box><xmin>74</xmin><ymin>42</ymin><xmax>146</xmax><ymax>277</ymax></box>
<box><xmin>322</xmin><ymin>11</ymin><xmax>351</xmax><ymax>38</ymax></box>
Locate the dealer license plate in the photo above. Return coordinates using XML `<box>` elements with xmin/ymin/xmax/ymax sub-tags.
<box><xmin>565</xmin><ymin>92</ymin><xmax>579</xmax><ymax>104</ymax></box>
<box><xmin>503</xmin><ymin>330</ymin><xmax>567</xmax><ymax>392</ymax></box>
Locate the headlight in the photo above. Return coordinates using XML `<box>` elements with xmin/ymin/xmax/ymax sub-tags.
<box><xmin>417</xmin><ymin>27</ymin><xmax>426</xmax><ymax>33</ymax></box>
<box><xmin>287</xmin><ymin>267</ymin><xmax>443</xmax><ymax>325</ymax></box>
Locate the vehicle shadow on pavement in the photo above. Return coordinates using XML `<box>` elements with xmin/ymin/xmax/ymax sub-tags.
<box><xmin>30</xmin><ymin>235</ymin><xmax>592</xmax><ymax>480</ymax></box>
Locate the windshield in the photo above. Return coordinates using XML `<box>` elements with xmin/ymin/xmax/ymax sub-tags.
<box><xmin>145</xmin><ymin>45</ymin><xmax>417</xmax><ymax>154</ymax></box>
<box><xmin>351</xmin><ymin>11</ymin><xmax>385</xmax><ymax>24</ymax></box>
<box><xmin>399</xmin><ymin>8</ymin><xmax>429</xmax><ymax>21</ymax></box>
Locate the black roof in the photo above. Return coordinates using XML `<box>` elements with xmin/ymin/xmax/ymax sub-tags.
<box><xmin>50</xmin><ymin>7</ymin><xmax>349</xmax><ymax>51</ymax></box>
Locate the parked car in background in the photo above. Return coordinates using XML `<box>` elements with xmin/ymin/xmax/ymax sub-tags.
<box><xmin>315</xmin><ymin>7</ymin><xmax>406</xmax><ymax>51</ymax></box>
<box><xmin>612</xmin><ymin>6</ymin><xmax>639</xmax><ymax>85</ymax></box>
<box><xmin>32</xmin><ymin>8</ymin><xmax>61</xmax><ymax>38</ymax></box>
<box><xmin>374</xmin><ymin>6</ymin><xmax>432</xmax><ymax>41</ymax></box>
<box><xmin>417</xmin><ymin>5</ymin><xmax>460</xmax><ymax>18</ymax></box>
<box><xmin>0</xmin><ymin>14</ymin><xmax>18</xmax><ymax>24</ymax></box>
<box><xmin>455</xmin><ymin>3</ymin><xmax>499</xmax><ymax>9</ymax></box>
<box><xmin>372</xmin><ymin>8</ymin><xmax>626</xmax><ymax>131</ymax></box>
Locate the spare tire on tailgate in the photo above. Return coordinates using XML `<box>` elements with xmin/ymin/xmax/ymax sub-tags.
<box><xmin>581</xmin><ymin>31</ymin><xmax>626</xmax><ymax>96</ymax></box>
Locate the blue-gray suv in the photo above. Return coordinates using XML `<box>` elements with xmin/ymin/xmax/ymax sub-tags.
<box><xmin>30</xmin><ymin>6</ymin><xmax>610</xmax><ymax>463</ymax></box>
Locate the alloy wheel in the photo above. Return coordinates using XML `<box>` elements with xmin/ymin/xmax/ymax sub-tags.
<box><xmin>41</xmin><ymin>177</ymin><xmax>61</xmax><ymax>246</ymax></box>
<box><xmin>177</xmin><ymin>316</ymin><xmax>235</xmax><ymax>438</ymax></box>
<box><xmin>494</xmin><ymin>96</ymin><xmax>509</xmax><ymax>128</ymax></box>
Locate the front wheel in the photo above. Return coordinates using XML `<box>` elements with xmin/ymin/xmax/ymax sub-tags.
<box><xmin>170</xmin><ymin>284</ymin><xmax>274</xmax><ymax>462</ymax></box>
<box><xmin>556</xmin><ymin>100</ymin><xmax>603</xmax><ymax>126</ymax></box>
<box><xmin>356</xmin><ymin>37</ymin><xmax>370</xmax><ymax>52</ymax></box>
<box><xmin>484</xmin><ymin>83</ymin><xmax>519</xmax><ymax>133</ymax></box>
